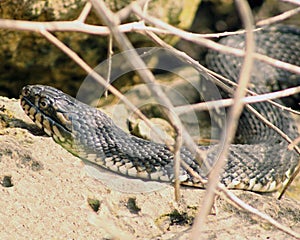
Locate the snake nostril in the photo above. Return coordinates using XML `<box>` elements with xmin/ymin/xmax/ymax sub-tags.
<box><xmin>21</xmin><ymin>86</ymin><xmax>31</xmax><ymax>97</ymax></box>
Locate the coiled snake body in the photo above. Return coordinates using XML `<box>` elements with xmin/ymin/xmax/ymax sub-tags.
<box><xmin>20</xmin><ymin>25</ymin><xmax>300</xmax><ymax>192</ymax></box>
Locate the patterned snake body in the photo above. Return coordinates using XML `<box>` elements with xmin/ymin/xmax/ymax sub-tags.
<box><xmin>20</xmin><ymin>25</ymin><xmax>300</xmax><ymax>192</ymax></box>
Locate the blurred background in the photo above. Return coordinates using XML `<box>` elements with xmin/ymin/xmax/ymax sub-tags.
<box><xmin>0</xmin><ymin>0</ymin><xmax>299</xmax><ymax>99</ymax></box>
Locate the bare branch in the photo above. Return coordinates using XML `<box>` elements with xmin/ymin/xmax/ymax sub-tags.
<box><xmin>1</xmin><ymin>15</ymin><xmax>299</xmax><ymax>76</ymax></box>
<box><xmin>257</xmin><ymin>7</ymin><xmax>300</xmax><ymax>26</ymax></box>
<box><xmin>116</xmin><ymin>0</ymin><xmax>149</xmax><ymax>21</ymax></box>
<box><xmin>105</xmin><ymin>34</ymin><xmax>113</xmax><ymax>98</ymax></box>
<box><xmin>77</xmin><ymin>2</ymin><xmax>93</xmax><ymax>22</ymax></box>
<box><xmin>205</xmin><ymin>67</ymin><xmax>300</xmax><ymax>115</ymax></box>
<box><xmin>131</xmin><ymin>3</ymin><xmax>300</xmax><ymax>75</ymax></box>
<box><xmin>0</xmin><ymin>18</ymin><xmax>165</xmax><ymax>35</ymax></box>
<box><xmin>191</xmin><ymin>1</ymin><xmax>256</xmax><ymax>238</ymax></box>
<box><xmin>218</xmin><ymin>185</ymin><xmax>300</xmax><ymax>239</ymax></box>
<box><xmin>282</xmin><ymin>0</ymin><xmax>300</xmax><ymax>6</ymax></box>
<box><xmin>175</xmin><ymin>85</ymin><xmax>300</xmax><ymax>115</ymax></box>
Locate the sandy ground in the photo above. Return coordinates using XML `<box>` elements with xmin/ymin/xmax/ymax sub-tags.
<box><xmin>0</xmin><ymin>96</ymin><xmax>299</xmax><ymax>239</ymax></box>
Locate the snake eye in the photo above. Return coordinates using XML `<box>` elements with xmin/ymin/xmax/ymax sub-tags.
<box><xmin>39</xmin><ymin>97</ymin><xmax>49</xmax><ymax>109</ymax></box>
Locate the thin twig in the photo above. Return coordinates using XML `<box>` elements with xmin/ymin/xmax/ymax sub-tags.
<box><xmin>191</xmin><ymin>1</ymin><xmax>255</xmax><ymax>238</ymax></box>
<box><xmin>175</xmin><ymin>85</ymin><xmax>300</xmax><ymax>115</ymax></box>
<box><xmin>289</xmin><ymin>136</ymin><xmax>300</xmax><ymax>150</ymax></box>
<box><xmin>77</xmin><ymin>2</ymin><xmax>92</xmax><ymax>22</ymax></box>
<box><xmin>282</xmin><ymin>0</ymin><xmax>300</xmax><ymax>6</ymax></box>
<box><xmin>218</xmin><ymin>185</ymin><xmax>300</xmax><ymax>239</ymax></box>
<box><xmin>174</xmin><ymin>119</ymin><xmax>183</xmax><ymax>201</ymax></box>
<box><xmin>105</xmin><ymin>34</ymin><xmax>113</xmax><ymax>97</ymax></box>
<box><xmin>256</xmin><ymin>7</ymin><xmax>300</xmax><ymax>26</ymax></box>
<box><xmin>116</xmin><ymin>0</ymin><xmax>148</xmax><ymax>21</ymax></box>
<box><xmin>279</xmin><ymin>158</ymin><xmax>300</xmax><ymax>199</ymax></box>
<box><xmin>142</xmin><ymin>0</ymin><xmax>181</xmax><ymax>200</ymax></box>
<box><xmin>205</xmin><ymin>66</ymin><xmax>300</xmax><ymax>115</ymax></box>
<box><xmin>0</xmin><ymin>18</ymin><xmax>168</xmax><ymax>34</ymax></box>
<box><xmin>1</xmin><ymin>16</ymin><xmax>299</xmax><ymax>76</ymax></box>
<box><xmin>140</xmin><ymin>0</ymin><xmax>184</xmax><ymax>199</ymax></box>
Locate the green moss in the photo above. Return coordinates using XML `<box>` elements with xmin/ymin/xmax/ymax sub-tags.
<box><xmin>126</xmin><ymin>197</ymin><xmax>141</xmax><ymax>214</ymax></box>
<box><xmin>87</xmin><ymin>198</ymin><xmax>101</xmax><ymax>212</ymax></box>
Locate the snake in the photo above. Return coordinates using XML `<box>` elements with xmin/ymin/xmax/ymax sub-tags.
<box><xmin>20</xmin><ymin>25</ymin><xmax>300</xmax><ymax>192</ymax></box>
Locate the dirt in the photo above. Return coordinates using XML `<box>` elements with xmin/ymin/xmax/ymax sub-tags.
<box><xmin>0</xmin><ymin>96</ymin><xmax>299</xmax><ymax>239</ymax></box>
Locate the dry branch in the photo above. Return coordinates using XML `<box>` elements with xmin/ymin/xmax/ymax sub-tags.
<box><xmin>175</xmin><ymin>85</ymin><xmax>300</xmax><ymax>114</ymax></box>
<box><xmin>191</xmin><ymin>0</ymin><xmax>255</xmax><ymax>237</ymax></box>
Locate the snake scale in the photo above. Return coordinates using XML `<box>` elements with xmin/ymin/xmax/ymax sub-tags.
<box><xmin>20</xmin><ymin>25</ymin><xmax>300</xmax><ymax>192</ymax></box>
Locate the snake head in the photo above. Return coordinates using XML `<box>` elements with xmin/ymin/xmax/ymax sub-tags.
<box><xmin>20</xmin><ymin>85</ymin><xmax>75</xmax><ymax>145</ymax></box>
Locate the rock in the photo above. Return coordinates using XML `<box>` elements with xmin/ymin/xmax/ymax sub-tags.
<box><xmin>101</xmin><ymin>68</ymin><xmax>215</xmax><ymax>143</ymax></box>
<box><xmin>130</xmin><ymin>117</ymin><xmax>176</xmax><ymax>145</ymax></box>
